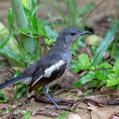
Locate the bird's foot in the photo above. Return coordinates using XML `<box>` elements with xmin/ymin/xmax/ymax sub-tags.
<box><xmin>43</xmin><ymin>85</ymin><xmax>61</xmax><ymax>109</ymax></box>
<box><xmin>47</xmin><ymin>97</ymin><xmax>62</xmax><ymax>103</ymax></box>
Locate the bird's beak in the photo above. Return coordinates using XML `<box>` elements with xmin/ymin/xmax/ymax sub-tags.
<box><xmin>79</xmin><ymin>31</ymin><xmax>92</xmax><ymax>36</ymax></box>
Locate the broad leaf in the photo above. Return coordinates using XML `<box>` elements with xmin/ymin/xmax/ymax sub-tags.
<box><xmin>74</xmin><ymin>72</ymin><xmax>95</xmax><ymax>87</ymax></box>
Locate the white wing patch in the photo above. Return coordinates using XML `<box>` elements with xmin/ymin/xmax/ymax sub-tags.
<box><xmin>44</xmin><ymin>60</ymin><xmax>65</xmax><ymax>78</ymax></box>
<box><xmin>31</xmin><ymin>60</ymin><xmax>65</xmax><ymax>87</ymax></box>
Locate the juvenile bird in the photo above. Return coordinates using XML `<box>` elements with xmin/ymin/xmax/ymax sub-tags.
<box><xmin>0</xmin><ymin>27</ymin><xmax>90</xmax><ymax>109</ymax></box>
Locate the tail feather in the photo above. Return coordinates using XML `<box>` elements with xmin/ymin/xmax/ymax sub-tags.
<box><xmin>0</xmin><ymin>75</ymin><xmax>31</xmax><ymax>89</ymax></box>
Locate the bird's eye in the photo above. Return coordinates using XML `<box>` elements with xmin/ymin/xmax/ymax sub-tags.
<box><xmin>70</xmin><ymin>32</ymin><xmax>76</xmax><ymax>36</ymax></box>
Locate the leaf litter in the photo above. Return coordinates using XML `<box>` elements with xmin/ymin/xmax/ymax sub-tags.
<box><xmin>0</xmin><ymin>88</ymin><xmax>119</xmax><ymax>119</ymax></box>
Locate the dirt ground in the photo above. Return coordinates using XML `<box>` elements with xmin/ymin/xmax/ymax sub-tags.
<box><xmin>0</xmin><ymin>87</ymin><xmax>119</xmax><ymax>119</ymax></box>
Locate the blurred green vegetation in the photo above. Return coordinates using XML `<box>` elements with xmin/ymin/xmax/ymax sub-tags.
<box><xmin>45</xmin><ymin>0</ymin><xmax>96</xmax><ymax>27</ymax></box>
<box><xmin>73</xmin><ymin>54</ymin><xmax>119</xmax><ymax>89</ymax></box>
<box><xmin>0</xmin><ymin>0</ymin><xmax>57</xmax><ymax>67</ymax></box>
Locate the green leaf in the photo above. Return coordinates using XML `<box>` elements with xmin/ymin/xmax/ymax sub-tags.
<box><xmin>106</xmin><ymin>78</ymin><xmax>119</xmax><ymax>87</ymax></box>
<box><xmin>28</xmin><ymin>1</ymin><xmax>40</xmax><ymax>33</ymax></box>
<box><xmin>38</xmin><ymin>19</ymin><xmax>47</xmax><ymax>37</ymax></box>
<box><xmin>72</xmin><ymin>54</ymin><xmax>91</xmax><ymax>72</ymax></box>
<box><xmin>22</xmin><ymin>0</ymin><xmax>30</xmax><ymax>10</ymax></box>
<box><xmin>0</xmin><ymin>22</ymin><xmax>9</xmax><ymax>39</ymax></box>
<box><xmin>0</xmin><ymin>47</ymin><xmax>26</xmax><ymax>67</ymax></box>
<box><xmin>57</xmin><ymin>112</ymin><xmax>69</xmax><ymax>119</ymax></box>
<box><xmin>78</xmin><ymin>54</ymin><xmax>90</xmax><ymax>67</ymax></box>
<box><xmin>44</xmin><ymin>25</ymin><xmax>58</xmax><ymax>45</ymax></box>
<box><xmin>113</xmin><ymin>59</ymin><xmax>119</xmax><ymax>74</ymax></box>
<box><xmin>98</xmin><ymin>62</ymin><xmax>112</xmax><ymax>69</ymax></box>
<box><xmin>0</xmin><ymin>32</ymin><xmax>26</xmax><ymax>66</ymax></box>
<box><xmin>88</xmin><ymin>79</ymin><xmax>106</xmax><ymax>88</ymax></box>
<box><xmin>0</xmin><ymin>91</ymin><xmax>8</xmax><ymax>103</ymax></box>
<box><xmin>44</xmin><ymin>25</ymin><xmax>58</xmax><ymax>40</ymax></box>
<box><xmin>22</xmin><ymin>37</ymin><xmax>37</xmax><ymax>54</ymax></box>
<box><xmin>11</xmin><ymin>0</ymin><xmax>28</xmax><ymax>29</ymax></box>
<box><xmin>106</xmin><ymin>73</ymin><xmax>119</xmax><ymax>87</ymax></box>
<box><xmin>45</xmin><ymin>38</ymin><xmax>55</xmax><ymax>46</ymax></box>
<box><xmin>7</xmin><ymin>8</ymin><xmax>15</xmax><ymax>30</ymax></box>
<box><xmin>95</xmin><ymin>70</ymin><xmax>108</xmax><ymax>80</ymax></box>
<box><xmin>23</xmin><ymin>111</ymin><xmax>31</xmax><ymax>119</ymax></box>
<box><xmin>108</xmin><ymin>73</ymin><xmax>117</xmax><ymax>80</ymax></box>
<box><xmin>92</xmin><ymin>20</ymin><xmax>119</xmax><ymax>65</ymax></box>
<box><xmin>74</xmin><ymin>72</ymin><xmax>95</xmax><ymax>87</ymax></box>
<box><xmin>15</xmin><ymin>83</ymin><xmax>27</xmax><ymax>99</ymax></box>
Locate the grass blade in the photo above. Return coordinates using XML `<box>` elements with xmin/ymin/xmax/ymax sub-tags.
<box><xmin>92</xmin><ymin>20</ymin><xmax>119</xmax><ymax>65</ymax></box>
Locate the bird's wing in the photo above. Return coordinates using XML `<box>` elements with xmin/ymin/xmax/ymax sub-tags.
<box><xmin>28</xmin><ymin>56</ymin><xmax>67</xmax><ymax>91</ymax></box>
<box><xmin>23</xmin><ymin>61</ymin><xmax>41</xmax><ymax>76</ymax></box>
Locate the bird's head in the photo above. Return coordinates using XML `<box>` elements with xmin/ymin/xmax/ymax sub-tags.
<box><xmin>57</xmin><ymin>27</ymin><xmax>91</xmax><ymax>47</ymax></box>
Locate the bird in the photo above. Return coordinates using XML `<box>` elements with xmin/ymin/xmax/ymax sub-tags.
<box><xmin>0</xmin><ymin>27</ymin><xmax>90</xmax><ymax>109</ymax></box>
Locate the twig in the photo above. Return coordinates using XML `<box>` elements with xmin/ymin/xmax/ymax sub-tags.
<box><xmin>33</xmin><ymin>94</ymin><xmax>74</xmax><ymax>105</ymax></box>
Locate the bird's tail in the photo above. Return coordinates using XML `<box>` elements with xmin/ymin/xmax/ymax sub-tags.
<box><xmin>0</xmin><ymin>74</ymin><xmax>31</xmax><ymax>89</ymax></box>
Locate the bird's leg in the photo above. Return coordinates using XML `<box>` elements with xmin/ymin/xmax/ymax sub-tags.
<box><xmin>43</xmin><ymin>85</ymin><xmax>60</xmax><ymax>109</ymax></box>
<box><xmin>48</xmin><ymin>92</ymin><xmax>62</xmax><ymax>103</ymax></box>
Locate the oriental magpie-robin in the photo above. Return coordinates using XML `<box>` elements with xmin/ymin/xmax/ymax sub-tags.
<box><xmin>0</xmin><ymin>27</ymin><xmax>90</xmax><ymax>109</ymax></box>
